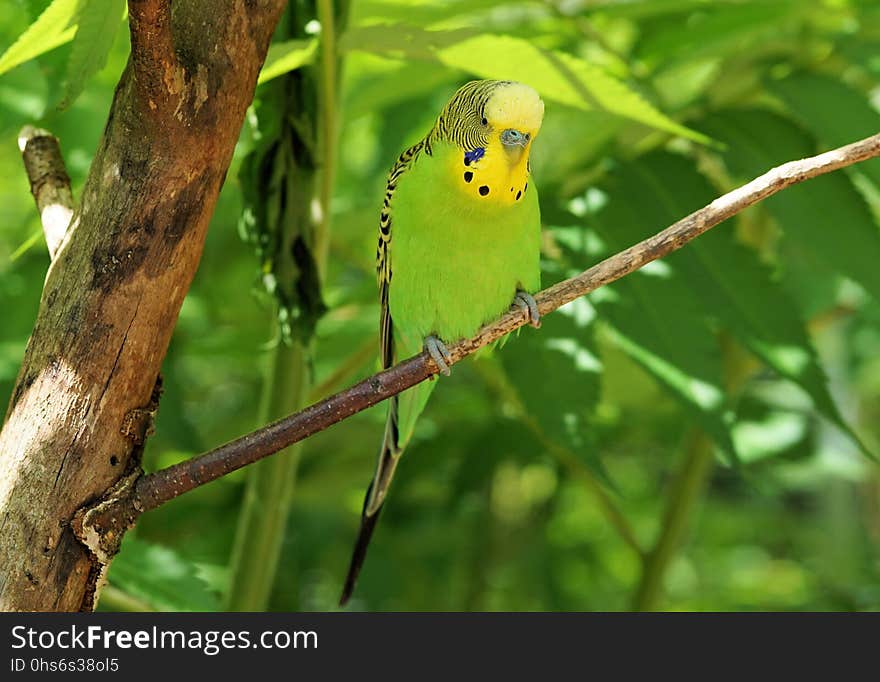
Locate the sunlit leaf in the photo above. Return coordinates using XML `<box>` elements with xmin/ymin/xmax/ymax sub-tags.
<box><xmin>616</xmin><ymin>151</ymin><xmax>868</xmax><ymax>458</ymax></box>
<box><xmin>701</xmin><ymin>110</ymin><xmax>880</xmax><ymax>306</ymax></box>
<box><xmin>352</xmin><ymin>0</ymin><xmax>515</xmax><ymax>27</ymax></box>
<box><xmin>258</xmin><ymin>38</ymin><xmax>318</xmax><ymax>85</ymax></box>
<box><xmin>58</xmin><ymin>0</ymin><xmax>125</xmax><ymax>109</ymax></box>
<box><xmin>733</xmin><ymin>410</ymin><xmax>808</xmax><ymax>463</ymax></box>
<box><xmin>341</xmin><ymin>25</ymin><xmax>708</xmax><ymax>142</ymax></box>
<box><xmin>560</xmin><ymin>178</ymin><xmax>737</xmax><ymax>461</ymax></box>
<box><xmin>0</xmin><ymin>0</ymin><xmax>79</xmax><ymax>76</ymax></box>
<box><xmin>343</xmin><ymin>60</ymin><xmax>454</xmax><ymax>118</ymax></box>
<box><xmin>597</xmin><ymin>288</ymin><xmax>737</xmax><ymax>463</ymax></box>
<box><xmin>340</xmin><ymin>23</ymin><xmax>477</xmax><ymax>61</ymax></box>
<box><xmin>500</xmin><ymin>298</ymin><xmax>607</xmax><ymax>477</ymax></box>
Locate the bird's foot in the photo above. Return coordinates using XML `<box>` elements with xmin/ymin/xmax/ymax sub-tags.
<box><xmin>424</xmin><ymin>334</ymin><xmax>452</xmax><ymax>376</ymax></box>
<box><xmin>512</xmin><ymin>290</ymin><xmax>541</xmax><ymax>328</ymax></box>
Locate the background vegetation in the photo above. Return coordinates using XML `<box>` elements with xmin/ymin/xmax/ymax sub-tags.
<box><xmin>2</xmin><ymin>0</ymin><xmax>879</xmax><ymax>611</ymax></box>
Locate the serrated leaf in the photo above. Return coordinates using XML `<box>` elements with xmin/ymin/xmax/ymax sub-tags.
<box><xmin>58</xmin><ymin>0</ymin><xmax>125</xmax><ymax>110</ymax></box>
<box><xmin>0</xmin><ymin>0</ymin><xmax>79</xmax><ymax>76</ymax></box>
<box><xmin>596</xmin><ymin>279</ymin><xmax>737</xmax><ymax>463</ymax></box>
<box><xmin>343</xmin><ymin>60</ymin><xmax>454</xmax><ymax>118</ymax></box>
<box><xmin>500</xmin><ymin>298</ymin><xmax>608</xmax><ymax>479</ymax></box>
<box><xmin>107</xmin><ymin>536</ymin><xmax>222</xmax><ymax>612</ymax></box>
<box><xmin>531</xmin><ymin>107</ymin><xmax>623</xmax><ymax>188</ymax></box>
<box><xmin>701</xmin><ymin>110</ymin><xmax>880</xmax><ymax>306</ymax></box>
<box><xmin>770</xmin><ymin>72</ymin><xmax>880</xmax><ymax>190</ymax></box>
<box><xmin>563</xmin><ymin>182</ymin><xmax>737</xmax><ymax>461</ymax></box>
<box><xmin>258</xmin><ymin>38</ymin><xmax>318</xmax><ymax>85</ymax></box>
<box><xmin>340</xmin><ymin>25</ymin><xmax>708</xmax><ymax>143</ymax></box>
<box><xmin>353</xmin><ymin>0</ymin><xmax>513</xmax><ymax>26</ymax></box>
<box><xmin>617</xmin><ymin>151</ymin><xmax>869</xmax><ymax>458</ymax></box>
<box><xmin>339</xmin><ymin>23</ymin><xmax>478</xmax><ymax>61</ymax></box>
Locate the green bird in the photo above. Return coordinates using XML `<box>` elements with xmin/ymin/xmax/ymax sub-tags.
<box><xmin>340</xmin><ymin>80</ymin><xmax>545</xmax><ymax>605</ymax></box>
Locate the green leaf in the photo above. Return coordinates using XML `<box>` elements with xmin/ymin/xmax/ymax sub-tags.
<box><xmin>596</xmin><ymin>282</ymin><xmax>737</xmax><ymax>463</ymax></box>
<box><xmin>500</xmin><ymin>298</ymin><xmax>607</xmax><ymax>478</ymax></box>
<box><xmin>353</xmin><ymin>0</ymin><xmax>514</xmax><ymax>26</ymax></box>
<box><xmin>593</xmin><ymin>0</ymin><xmax>758</xmax><ymax>20</ymax></box>
<box><xmin>616</xmin><ymin>151</ymin><xmax>868</xmax><ymax>458</ymax></box>
<box><xmin>340</xmin><ymin>25</ymin><xmax>708</xmax><ymax>143</ymax></box>
<box><xmin>0</xmin><ymin>0</ymin><xmax>79</xmax><ymax>76</ymax></box>
<box><xmin>258</xmin><ymin>38</ymin><xmax>318</xmax><ymax>85</ymax></box>
<box><xmin>531</xmin><ymin>107</ymin><xmax>623</xmax><ymax>187</ymax></box>
<box><xmin>343</xmin><ymin>60</ymin><xmax>455</xmax><ymax>118</ymax></box>
<box><xmin>560</xmin><ymin>182</ymin><xmax>737</xmax><ymax>461</ymax></box>
<box><xmin>769</xmin><ymin>72</ymin><xmax>880</xmax><ymax>190</ymax></box>
<box><xmin>339</xmin><ymin>23</ymin><xmax>478</xmax><ymax>61</ymax></box>
<box><xmin>107</xmin><ymin>536</ymin><xmax>222</xmax><ymax>612</ymax></box>
<box><xmin>637</xmin><ymin>1</ymin><xmax>802</xmax><ymax>71</ymax></box>
<box><xmin>58</xmin><ymin>0</ymin><xmax>125</xmax><ymax>110</ymax></box>
<box><xmin>701</xmin><ymin>110</ymin><xmax>880</xmax><ymax>306</ymax></box>
<box><xmin>26</xmin><ymin>0</ymin><xmax>55</xmax><ymax>19</ymax></box>
<box><xmin>733</xmin><ymin>410</ymin><xmax>808</xmax><ymax>463</ymax></box>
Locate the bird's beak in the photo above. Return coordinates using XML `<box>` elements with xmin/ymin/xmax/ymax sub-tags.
<box><xmin>501</xmin><ymin>128</ymin><xmax>530</xmax><ymax>148</ymax></box>
<box><xmin>501</xmin><ymin>128</ymin><xmax>532</xmax><ymax>154</ymax></box>
<box><xmin>501</xmin><ymin>128</ymin><xmax>530</xmax><ymax>165</ymax></box>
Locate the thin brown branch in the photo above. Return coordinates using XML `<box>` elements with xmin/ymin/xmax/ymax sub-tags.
<box><xmin>88</xmin><ymin>131</ymin><xmax>880</xmax><ymax>533</ymax></box>
<box><xmin>18</xmin><ymin>126</ymin><xmax>75</xmax><ymax>259</ymax></box>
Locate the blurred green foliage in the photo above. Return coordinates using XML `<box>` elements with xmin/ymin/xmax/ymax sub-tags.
<box><xmin>1</xmin><ymin>0</ymin><xmax>879</xmax><ymax>611</ymax></box>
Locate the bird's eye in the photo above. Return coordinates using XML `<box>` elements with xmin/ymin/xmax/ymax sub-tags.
<box><xmin>481</xmin><ymin>117</ymin><xmax>488</xmax><ymax>126</ymax></box>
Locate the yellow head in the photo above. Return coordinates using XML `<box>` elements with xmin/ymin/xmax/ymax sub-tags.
<box><xmin>430</xmin><ymin>80</ymin><xmax>544</xmax><ymax>206</ymax></box>
<box><xmin>483</xmin><ymin>81</ymin><xmax>544</xmax><ymax>154</ymax></box>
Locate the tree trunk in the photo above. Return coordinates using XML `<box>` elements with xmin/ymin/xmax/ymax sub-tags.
<box><xmin>0</xmin><ymin>0</ymin><xmax>286</xmax><ymax>612</ymax></box>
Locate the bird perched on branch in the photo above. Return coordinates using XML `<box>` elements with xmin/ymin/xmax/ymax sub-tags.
<box><xmin>340</xmin><ymin>80</ymin><xmax>545</xmax><ymax>605</ymax></box>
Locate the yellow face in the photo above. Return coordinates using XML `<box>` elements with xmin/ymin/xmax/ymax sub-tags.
<box><xmin>453</xmin><ymin>82</ymin><xmax>544</xmax><ymax>207</ymax></box>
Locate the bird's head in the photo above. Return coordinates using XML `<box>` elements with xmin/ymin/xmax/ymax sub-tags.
<box><xmin>433</xmin><ymin>80</ymin><xmax>544</xmax><ymax>205</ymax></box>
<box><xmin>482</xmin><ymin>82</ymin><xmax>544</xmax><ymax>166</ymax></box>
<box><xmin>434</xmin><ymin>80</ymin><xmax>544</xmax><ymax>161</ymax></box>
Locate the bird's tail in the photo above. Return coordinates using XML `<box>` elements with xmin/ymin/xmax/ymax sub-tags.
<box><xmin>339</xmin><ymin>397</ymin><xmax>402</xmax><ymax>606</ymax></box>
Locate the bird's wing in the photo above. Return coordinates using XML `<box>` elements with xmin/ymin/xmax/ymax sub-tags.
<box><xmin>377</xmin><ymin>139</ymin><xmax>425</xmax><ymax>371</ymax></box>
<box><xmin>340</xmin><ymin>140</ymin><xmax>427</xmax><ymax>606</ymax></box>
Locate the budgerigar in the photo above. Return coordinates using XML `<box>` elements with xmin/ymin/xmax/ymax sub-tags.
<box><xmin>340</xmin><ymin>80</ymin><xmax>545</xmax><ymax>605</ymax></box>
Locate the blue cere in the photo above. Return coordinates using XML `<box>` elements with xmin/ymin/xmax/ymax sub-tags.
<box><xmin>464</xmin><ymin>147</ymin><xmax>485</xmax><ymax>166</ymax></box>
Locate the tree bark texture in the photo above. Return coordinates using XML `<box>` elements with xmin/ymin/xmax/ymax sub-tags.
<box><xmin>0</xmin><ymin>0</ymin><xmax>286</xmax><ymax>612</ymax></box>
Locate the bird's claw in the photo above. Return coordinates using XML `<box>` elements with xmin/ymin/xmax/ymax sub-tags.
<box><xmin>513</xmin><ymin>290</ymin><xmax>541</xmax><ymax>328</ymax></box>
<box><xmin>425</xmin><ymin>335</ymin><xmax>452</xmax><ymax>376</ymax></box>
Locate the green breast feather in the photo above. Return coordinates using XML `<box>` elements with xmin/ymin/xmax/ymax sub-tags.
<box><xmin>389</xmin><ymin>139</ymin><xmax>541</xmax><ymax>445</ymax></box>
<box><xmin>391</xmin><ymin>141</ymin><xmax>540</xmax><ymax>349</ymax></box>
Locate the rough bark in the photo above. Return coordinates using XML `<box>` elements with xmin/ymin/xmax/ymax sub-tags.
<box><xmin>18</xmin><ymin>126</ymin><xmax>75</xmax><ymax>259</ymax></box>
<box><xmin>0</xmin><ymin>0</ymin><xmax>286</xmax><ymax>612</ymax></box>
